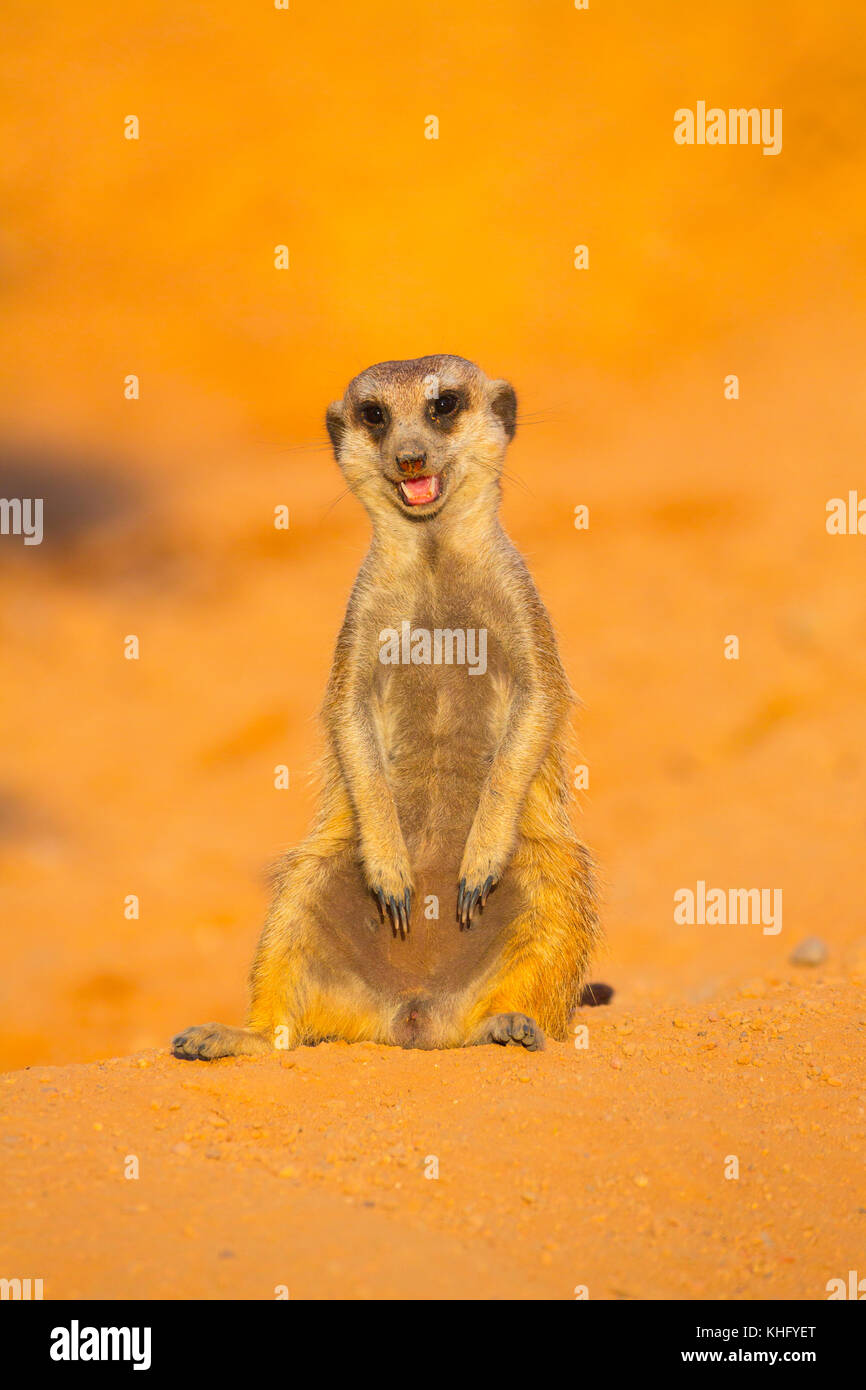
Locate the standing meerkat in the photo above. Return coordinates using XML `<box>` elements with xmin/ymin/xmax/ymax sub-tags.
<box><xmin>173</xmin><ymin>354</ymin><xmax>599</xmax><ymax>1058</ymax></box>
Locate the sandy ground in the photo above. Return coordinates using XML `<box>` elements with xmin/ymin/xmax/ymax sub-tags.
<box><xmin>2</xmin><ymin>976</ymin><xmax>864</xmax><ymax>1300</ymax></box>
<box><xmin>2</xmin><ymin>1</ymin><xmax>866</xmax><ymax>1301</ymax></box>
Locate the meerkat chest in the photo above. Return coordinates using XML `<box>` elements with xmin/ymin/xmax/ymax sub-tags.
<box><xmin>374</xmin><ymin>567</ymin><xmax>513</xmax><ymax>687</ymax></box>
<box><xmin>371</xmin><ymin>569</ymin><xmax>515</xmax><ymax>783</ymax></box>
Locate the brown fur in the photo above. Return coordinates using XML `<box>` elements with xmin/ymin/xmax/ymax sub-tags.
<box><xmin>172</xmin><ymin>355</ymin><xmax>599</xmax><ymax>1060</ymax></box>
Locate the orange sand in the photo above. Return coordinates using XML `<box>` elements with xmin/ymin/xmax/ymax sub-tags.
<box><xmin>3</xmin><ymin>981</ymin><xmax>864</xmax><ymax>1300</ymax></box>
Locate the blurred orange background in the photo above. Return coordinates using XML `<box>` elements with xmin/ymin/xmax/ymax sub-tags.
<box><xmin>1</xmin><ymin>1</ymin><xmax>865</xmax><ymax>1068</ymax></box>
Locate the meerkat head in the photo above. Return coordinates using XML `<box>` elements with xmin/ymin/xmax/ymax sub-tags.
<box><xmin>325</xmin><ymin>355</ymin><xmax>517</xmax><ymax>525</ymax></box>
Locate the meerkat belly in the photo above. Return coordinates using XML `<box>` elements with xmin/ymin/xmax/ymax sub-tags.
<box><xmin>321</xmin><ymin>618</ymin><xmax>527</xmax><ymax>997</ymax></box>
<box><xmin>313</xmin><ymin>598</ymin><xmax>531</xmax><ymax>1007</ymax></box>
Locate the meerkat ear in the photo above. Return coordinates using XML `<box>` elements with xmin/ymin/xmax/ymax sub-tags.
<box><xmin>487</xmin><ymin>379</ymin><xmax>517</xmax><ymax>440</ymax></box>
<box><xmin>325</xmin><ymin>400</ymin><xmax>345</xmax><ymax>455</ymax></box>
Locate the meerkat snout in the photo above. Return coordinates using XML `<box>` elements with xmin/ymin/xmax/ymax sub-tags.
<box><xmin>395</xmin><ymin>451</ymin><xmax>428</xmax><ymax>475</ymax></box>
<box><xmin>325</xmin><ymin>354</ymin><xmax>518</xmax><ymax>525</ymax></box>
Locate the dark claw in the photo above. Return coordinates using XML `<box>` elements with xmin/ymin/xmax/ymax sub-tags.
<box><xmin>458</xmin><ymin>875</ymin><xmax>497</xmax><ymax>929</ymax></box>
<box><xmin>373</xmin><ymin>885</ymin><xmax>411</xmax><ymax>939</ymax></box>
<box><xmin>386</xmin><ymin>894</ymin><xmax>399</xmax><ymax>937</ymax></box>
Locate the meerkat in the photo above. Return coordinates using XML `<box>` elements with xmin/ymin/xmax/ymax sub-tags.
<box><xmin>172</xmin><ymin>354</ymin><xmax>599</xmax><ymax>1058</ymax></box>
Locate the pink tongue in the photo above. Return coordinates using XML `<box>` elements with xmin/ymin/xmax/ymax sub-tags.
<box><xmin>401</xmin><ymin>475</ymin><xmax>440</xmax><ymax>505</ymax></box>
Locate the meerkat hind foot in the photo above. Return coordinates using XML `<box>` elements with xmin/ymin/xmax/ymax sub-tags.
<box><xmin>171</xmin><ymin>1022</ymin><xmax>271</xmax><ymax>1061</ymax></box>
<box><xmin>472</xmin><ymin>1012</ymin><xmax>545</xmax><ymax>1051</ymax></box>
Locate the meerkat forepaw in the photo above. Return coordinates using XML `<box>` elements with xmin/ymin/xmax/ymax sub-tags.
<box><xmin>369</xmin><ymin>875</ymin><xmax>413</xmax><ymax>939</ymax></box>
<box><xmin>458</xmin><ymin>826</ymin><xmax>509</xmax><ymax>927</ymax></box>
<box><xmin>363</xmin><ymin>836</ymin><xmax>414</xmax><ymax>939</ymax></box>
<box><xmin>457</xmin><ymin>871</ymin><xmax>497</xmax><ymax>929</ymax></box>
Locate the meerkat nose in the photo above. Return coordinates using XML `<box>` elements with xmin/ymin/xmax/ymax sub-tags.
<box><xmin>396</xmin><ymin>452</ymin><xmax>427</xmax><ymax>475</ymax></box>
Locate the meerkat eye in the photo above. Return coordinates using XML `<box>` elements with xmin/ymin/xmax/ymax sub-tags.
<box><xmin>360</xmin><ymin>402</ymin><xmax>386</xmax><ymax>427</ymax></box>
<box><xmin>431</xmin><ymin>392</ymin><xmax>459</xmax><ymax>419</ymax></box>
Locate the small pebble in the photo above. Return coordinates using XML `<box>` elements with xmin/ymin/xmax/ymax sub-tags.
<box><xmin>790</xmin><ymin>937</ymin><xmax>828</xmax><ymax>966</ymax></box>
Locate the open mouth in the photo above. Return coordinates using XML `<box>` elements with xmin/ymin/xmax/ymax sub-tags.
<box><xmin>398</xmin><ymin>474</ymin><xmax>442</xmax><ymax>507</ymax></box>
